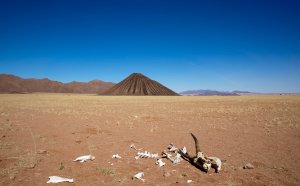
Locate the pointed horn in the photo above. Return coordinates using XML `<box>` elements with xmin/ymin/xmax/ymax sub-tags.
<box><xmin>191</xmin><ymin>133</ymin><xmax>201</xmax><ymax>154</ymax></box>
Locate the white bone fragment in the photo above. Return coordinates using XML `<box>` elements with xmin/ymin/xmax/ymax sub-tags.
<box><xmin>112</xmin><ymin>154</ymin><xmax>122</xmax><ymax>159</ymax></box>
<box><xmin>169</xmin><ymin>146</ymin><xmax>178</xmax><ymax>152</ymax></box>
<box><xmin>73</xmin><ymin>155</ymin><xmax>95</xmax><ymax>163</ymax></box>
<box><xmin>187</xmin><ymin>180</ymin><xmax>192</xmax><ymax>183</ymax></box>
<box><xmin>168</xmin><ymin>144</ymin><xmax>178</xmax><ymax>152</ymax></box>
<box><xmin>130</xmin><ymin>144</ymin><xmax>137</xmax><ymax>150</ymax></box>
<box><xmin>162</xmin><ymin>151</ymin><xmax>182</xmax><ymax>164</ymax></box>
<box><xmin>207</xmin><ymin>157</ymin><xmax>222</xmax><ymax>172</ymax></box>
<box><xmin>151</xmin><ymin>153</ymin><xmax>159</xmax><ymax>158</ymax></box>
<box><xmin>181</xmin><ymin>147</ymin><xmax>187</xmax><ymax>154</ymax></box>
<box><xmin>133</xmin><ymin>172</ymin><xmax>145</xmax><ymax>182</ymax></box>
<box><xmin>172</xmin><ymin>153</ymin><xmax>183</xmax><ymax>164</ymax></box>
<box><xmin>135</xmin><ymin>151</ymin><xmax>159</xmax><ymax>159</ymax></box>
<box><xmin>162</xmin><ymin>151</ymin><xmax>173</xmax><ymax>161</ymax></box>
<box><xmin>156</xmin><ymin>158</ymin><xmax>166</xmax><ymax>167</ymax></box>
<box><xmin>162</xmin><ymin>151</ymin><xmax>172</xmax><ymax>159</ymax></box>
<box><xmin>47</xmin><ymin>176</ymin><xmax>74</xmax><ymax>183</ymax></box>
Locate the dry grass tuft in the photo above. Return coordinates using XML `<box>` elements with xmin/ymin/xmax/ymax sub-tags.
<box><xmin>16</xmin><ymin>155</ymin><xmax>36</xmax><ymax>169</ymax></box>
<box><xmin>96</xmin><ymin>166</ymin><xmax>115</xmax><ymax>176</ymax></box>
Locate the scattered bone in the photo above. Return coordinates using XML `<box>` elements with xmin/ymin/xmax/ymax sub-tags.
<box><xmin>207</xmin><ymin>157</ymin><xmax>222</xmax><ymax>172</ymax></box>
<box><xmin>73</xmin><ymin>155</ymin><xmax>95</xmax><ymax>163</ymax></box>
<box><xmin>187</xmin><ymin>180</ymin><xmax>193</xmax><ymax>183</ymax></box>
<box><xmin>243</xmin><ymin>163</ymin><xmax>254</xmax><ymax>169</ymax></box>
<box><xmin>47</xmin><ymin>176</ymin><xmax>74</xmax><ymax>183</ymax></box>
<box><xmin>162</xmin><ymin>151</ymin><xmax>173</xmax><ymax>163</ymax></box>
<box><xmin>172</xmin><ymin>153</ymin><xmax>183</xmax><ymax>164</ymax></box>
<box><xmin>162</xmin><ymin>151</ymin><xmax>182</xmax><ymax>164</ymax></box>
<box><xmin>133</xmin><ymin>172</ymin><xmax>145</xmax><ymax>182</ymax></box>
<box><xmin>135</xmin><ymin>151</ymin><xmax>159</xmax><ymax>159</ymax></box>
<box><xmin>178</xmin><ymin>133</ymin><xmax>222</xmax><ymax>173</ymax></box>
<box><xmin>112</xmin><ymin>154</ymin><xmax>122</xmax><ymax>159</ymax></box>
<box><xmin>181</xmin><ymin>147</ymin><xmax>187</xmax><ymax>154</ymax></box>
<box><xmin>130</xmin><ymin>143</ymin><xmax>143</xmax><ymax>150</ymax></box>
<box><xmin>162</xmin><ymin>151</ymin><xmax>172</xmax><ymax>159</ymax></box>
<box><xmin>168</xmin><ymin>144</ymin><xmax>178</xmax><ymax>152</ymax></box>
<box><xmin>156</xmin><ymin>158</ymin><xmax>166</xmax><ymax>167</ymax></box>
<box><xmin>130</xmin><ymin>144</ymin><xmax>137</xmax><ymax>150</ymax></box>
<box><xmin>162</xmin><ymin>151</ymin><xmax>171</xmax><ymax>160</ymax></box>
<box><xmin>168</xmin><ymin>144</ymin><xmax>187</xmax><ymax>154</ymax></box>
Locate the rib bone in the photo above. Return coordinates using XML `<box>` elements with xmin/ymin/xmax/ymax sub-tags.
<box><xmin>135</xmin><ymin>151</ymin><xmax>159</xmax><ymax>159</ymax></box>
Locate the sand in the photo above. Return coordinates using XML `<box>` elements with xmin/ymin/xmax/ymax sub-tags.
<box><xmin>0</xmin><ymin>94</ymin><xmax>299</xmax><ymax>185</ymax></box>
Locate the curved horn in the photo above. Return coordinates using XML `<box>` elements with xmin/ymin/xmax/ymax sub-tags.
<box><xmin>191</xmin><ymin>133</ymin><xmax>201</xmax><ymax>154</ymax></box>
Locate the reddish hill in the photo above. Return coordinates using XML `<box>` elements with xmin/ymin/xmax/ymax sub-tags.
<box><xmin>102</xmin><ymin>73</ymin><xmax>178</xmax><ymax>96</ymax></box>
<box><xmin>0</xmin><ymin>74</ymin><xmax>115</xmax><ymax>94</ymax></box>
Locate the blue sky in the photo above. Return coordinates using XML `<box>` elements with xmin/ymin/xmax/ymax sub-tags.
<box><xmin>0</xmin><ymin>0</ymin><xmax>299</xmax><ymax>93</ymax></box>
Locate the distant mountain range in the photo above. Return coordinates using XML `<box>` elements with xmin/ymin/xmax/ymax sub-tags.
<box><xmin>0</xmin><ymin>74</ymin><xmax>255</xmax><ymax>95</ymax></box>
<box><xmin>180</xmin><ymin>90</ymin><xmax>252</xmax><ymax>96</ymax></box>
<box><xmin>0</xmin><ymin>74</ymin><xmax>115</xmax><ymax>94</ymax></box>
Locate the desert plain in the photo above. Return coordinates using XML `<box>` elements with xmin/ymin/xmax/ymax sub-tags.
<box><xmin>0</xmin><ymin>94</ymin><xmax>299</xmax><ymax>186</ymax></box>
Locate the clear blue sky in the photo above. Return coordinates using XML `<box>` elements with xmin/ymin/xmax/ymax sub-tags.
<box><xmin>0</xmin><ymin>0</ymin><xmax>299</xmax><ymax>93</ymax></box>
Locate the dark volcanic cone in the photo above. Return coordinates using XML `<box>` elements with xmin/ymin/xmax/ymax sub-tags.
<box><xmin>102</xmin><ymin>73</ymin><xmax>179</xmax><ymax>96</ymax></box>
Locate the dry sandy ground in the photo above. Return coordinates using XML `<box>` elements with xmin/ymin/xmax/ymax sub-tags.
<box><xmin>0</xmin><ymin>94</ymin><xmax>299</xmax><ymax>186</ymax></box>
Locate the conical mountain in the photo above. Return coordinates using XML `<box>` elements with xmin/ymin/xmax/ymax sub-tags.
<box><xmin>102</xmin><ymin>73</ymin><xmax>179</xmax><ymax>96</ymax></box>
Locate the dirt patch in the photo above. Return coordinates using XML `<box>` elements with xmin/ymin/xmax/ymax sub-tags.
<box><xmin>0</xmin><ymin>94</ymin><xmax>299</xmax><ymax>185</ymax></box>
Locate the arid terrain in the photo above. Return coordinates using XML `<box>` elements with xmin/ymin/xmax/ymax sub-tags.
<box><xmin>0</xmin><ymin>94</ymin><xmax>299</xmax><ymax>186</ymax></box>
<box><xmin>0</xmin><ymin>74</ymin><xmax>115</xmax><ymax>94</ymax></box>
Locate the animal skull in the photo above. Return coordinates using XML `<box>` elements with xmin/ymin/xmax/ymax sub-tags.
<box><xmin>179</xmin><ymin>133</ymin><xmax>221</xmax><ymax>173</ymax></box>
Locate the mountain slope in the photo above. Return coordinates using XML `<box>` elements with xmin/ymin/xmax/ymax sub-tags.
<box><xmin>102</xmin><ymin>73</ymin><xmax>178</xmax><ymax>96</ymax></box>
<box><xmin>0</xmin><ymin>74</ymin><xmax>114</xmax><ymax>93</ymax></box>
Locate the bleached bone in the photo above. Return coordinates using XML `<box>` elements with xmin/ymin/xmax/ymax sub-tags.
<box><xmin>172</xmin><ymin>153</ymin><xmax>183</xmax><ymax>164</ymax></box>
<box><xmin>130</xmin><ymin>144</ymin><xmax>137</xmax><ymax>150</ymax></box>
<box><xmin>162</xmin><ymin>151</ymin><xmax>183</xmax><ymax>164</ymax></box>
<box><xmin>133</xmin><ymin>172</ymin><xmax>145</xmax><ymax>182</ymax></box>
<box><xmin>162</xmin><ymin>151</ymin><xmax>171</xmax><ymax>158</ymax></box>
<box><xmin>207</xmin><ymin>157</ymin><xmax>222</xmax><ymax>173</ymax></box>
<box><xmin>168</xmin><ymin>144</ymin><xmax>178</xmax><ymax>152</ymax></box>
<box><xmin>73</xmin><ymin>155</ymin><xmax>95</xmax><ymax>163</ymax></box>
<box><xmin>156</xmin><ymin>158</ymin><xmax>166</xmax><ymax>167</ymax></box>
<box><xmin>181</xmin><ymin>147</ymin><xmax>187</xmax><ymax>154</ymax></box>
<box><xmin>167</xmin><ymin>144</ymin><xmax>187</xmax><ymax>156</ymax></box>
<box><xmin>112</xmin><ymin>154</ymin><xmax>122</xmax><ymax>159</ymax></box>
<box><xmin>47</xmin><ymin>176</ymin><xmax>74</xmax><ymax>183</ymax></box>
<box><xmin>179</xmin><ymin>133</ymin><xmax>221</xmax><ymax>173</ymax></box>
<box><xmin>135</xmin><ymin>151</ymin><xmax>159</xmax><ymax>159</ymax></box>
